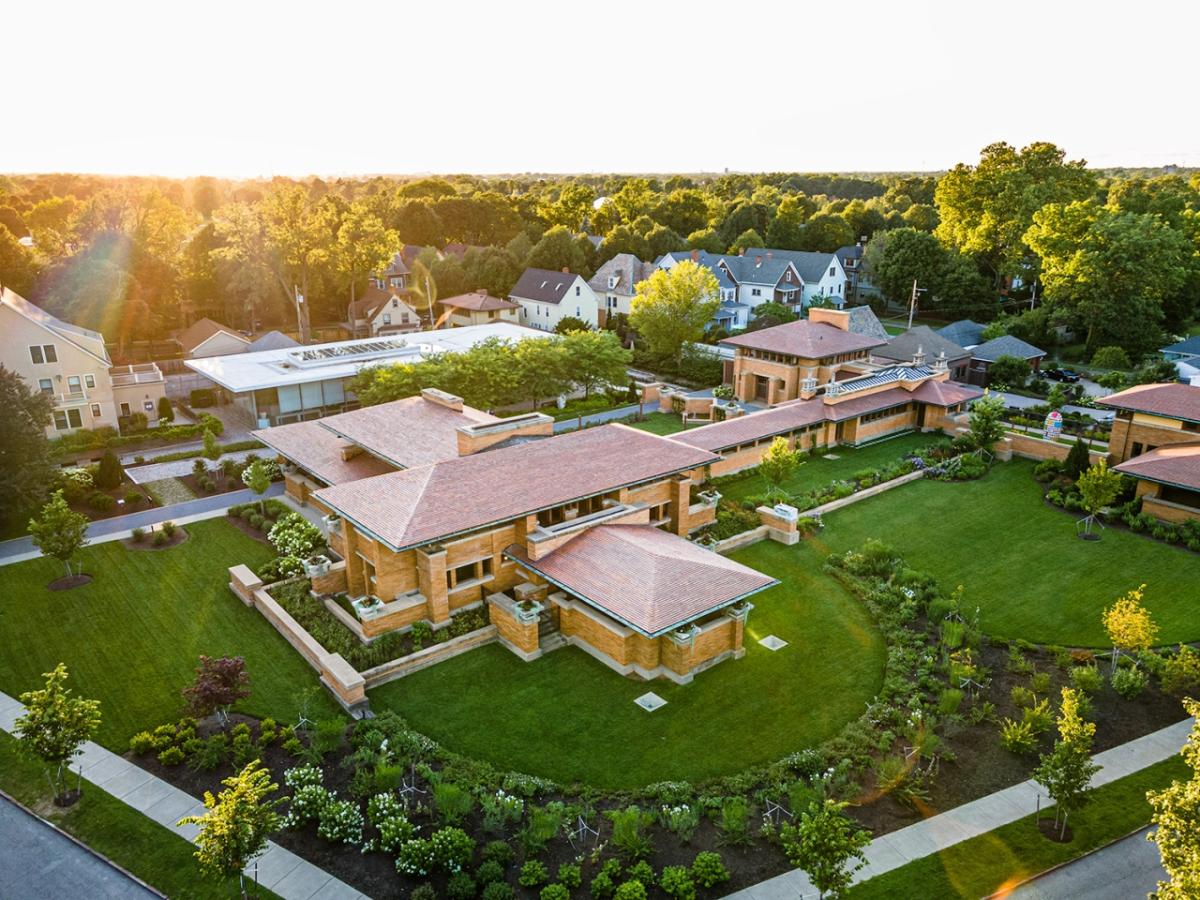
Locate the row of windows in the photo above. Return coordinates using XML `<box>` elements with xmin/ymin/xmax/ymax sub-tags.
<box><xmin>38</xmin><ymin>374</ymin><xmax>97</xmax><ymax>395</ymax></box>
<box><xmin>29</xmin><ymin>344</ymin><xmax>58</xmax><ymax>364</ymax></box>
<box><xmin>731</xmin><ymin>424</ymin><xmax>821</xmax><ymax>453</ymax></box>
<box><xmin>860</xmin><ymin>402</ymin><xmax>913</xmax><ymax>424</ymax></box>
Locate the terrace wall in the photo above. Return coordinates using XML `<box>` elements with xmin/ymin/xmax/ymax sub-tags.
<box><xmin>1005</xmin><ymin>431</ymin><xmax>1109</xmax><ymax>465</ymax></box>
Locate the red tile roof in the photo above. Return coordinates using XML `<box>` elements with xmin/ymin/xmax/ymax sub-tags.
<box><xmin>670</xmin><ymin>399</ymin><xmax>827</xmax><ymax>452</ymax></box>
<box><xmin>506</xmin><ymin>524</ymin><xmax>777</xmax><ymax>635</ymax></box>
<box><xmin>314</xmin><ymin>424</ymin><xmax>719</xmax><ymax>551</ymax></box>
<box><xmin>1097</xmin><ymin>383</ymin><xmax>1200</xmax><ymax>423</ymax></box>
<box><xmin>1114</xmin><ymin>442</ymin><xmax>1200</xmax><ymax>491</ymax></box>
<box><xmin>721</xmin><ymin>320</ymin><xmax>886</xmax><ymax>359</ymax></box>
<box><xmin>252</xmin><ymin>421</ymin><xmax>397</xmax><ymax>486</ymax></box>
<box><xmin>318</xmin><ymin>396</ymin><xmax>497</xmax><ymax>470</ymax></box>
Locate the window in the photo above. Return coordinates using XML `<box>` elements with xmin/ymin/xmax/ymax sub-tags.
<box><xmin>383</xmin><ymin>313</ymin><xmax>392</xmax><ymax>325</ymax></box>
<box><xmin>608</xmin><ymin>276</ymin><xmax>617</xmax><ymax>289</ymax></box>
<box><xmin>751</xmin><ymin>288</ymin><xmax>762</xmax><ymax>297</ymax></box>
<box><xmin>829</xmin><ymin>266</ymin><xmax>836</xmax><ymax>277</ymax></box>
<box><xmin>575</xmin><ymin>286</ymin><xmax>580</xmax><ymax>296</ymax></box>
<box><xmin>29</xmin><ymin>344</ymin><xmax>56</xmax><ymax>364</ymax></box>
<box><xmin>67</xmin><ymin>375</ymin><xmax>81</xmax><ymax>394</ymax></box>
<box><xmin>53</xmin><ymin>408</ymin><xmax>82</xmax><ymax>430</ymax></box>
<box><xmin>120</xmin><ymin>402</ymin><xmax>131</xmax><ymax>417</ymax></box>
<box><xmin>84</xmin><ymin>374</ymin><xmax>95</xmax><ymax>389</ymax></box>
<box><xmin>447</xmin><ymin>557</ymin><xmax>494</xmax><ymax>591</ymax></box>
<box><xmin>785</xmin><ymin>270</ymin><xmax>792</xmax><ymax>282</ymax></box>
<box><xmin>38</xmin><ymin>378</ymin><xmax>52</xmax><ymax>394</ymax></box>
<box><xmin>576</xmin><ymin>306</ymin><xmax>581</xmax><ymax>317</ymax></box>
<box><xmin>91</xmin><ymin>403</ymin><xmax>102</xmax><ymax>418</ymax></box>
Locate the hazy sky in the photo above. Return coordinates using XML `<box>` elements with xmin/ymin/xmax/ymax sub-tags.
<box><xmin>6</xmin><ymin>0</ymin><xmax>1198</xmax><ymax>177</ymax></box>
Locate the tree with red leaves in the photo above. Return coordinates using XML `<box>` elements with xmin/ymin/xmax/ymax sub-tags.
<box><xmin>183</xmin><ymin>656</ymin><xmax>251</xmax><ymax>725</ymax></box>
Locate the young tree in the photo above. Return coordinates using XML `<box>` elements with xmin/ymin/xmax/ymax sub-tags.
<box><xmin>1147</xmin><ymin>699</ymin><xmax>1200</xmax><ymax>900</ymax></box>
<box><xmin>241</xmin><ymin>459</ymin><xmax>272</xmax><ymax>514</ymax></box>
<box><xmin>28</xmin><ymin>490</ymin><xmax>90</xmax><ymax>578</ymax></box>
<box><xmin>156</xmin><ymin>395</ymin><xmax>175</xmax><ymax>423</ymax></box>
<box><xmin>985</xmin><ymin>355</ymin><xmax>1030</xmax><ymax>390</ymax></box>
<box><xmin>759</xmin><ymin>437</ymin><xmax>803</xmax><ymax>500</ymax></box>
<box><xmin>1076</xmin><ymin>459</ymin><xmax>1122</xmax><ymax>538</ymax></box>
<box><xmin>1033</xmin><ymin>687</ymin><xmax>1100</xmax><ymax>839</ymax></box>
<box><xmin>1102</xmin><ymin>584</ymin><xmax>1158</xmax><ymax>670</ymax></box>
<box><xmin>183</xmin><ymin>656</ymin><xmax>252</xmax><ymax>724</ymax></box>
<box><xmin>0</xmin><ymin>365</ymin><xmax>55</xmax><ymax>530</ymax></box>
<box><xmin>559</xmin><ymin>330</ymin><xmax>632</xmax><ymax>399</ymax></box>
<box><xmin>965</xmin><ymin>392</ymin><xmax>1006</xmax><ymax>455</ymax></box>
<box><xmin>95</xmin><ymin>451</ymin><xmax>124</xmax><ymax>490</ymax></box>
<box><xmin>178</xmin><ymin>760</ymin><xmax>281</xmax><ymax>896</ymax></box>
<box><xmin>15</xmin><ymin>664</ymin><xmax>102</xmax><ymax>803</ymax></box>
<box><xmin>780</xmin><ymin>800</ymin><xmax>871</xmax><ymax>899</ymax></box>
<box><xmin>628</xmin><ymin>262</ymin><xmax>721</xmax><ymax>362</ymax></box>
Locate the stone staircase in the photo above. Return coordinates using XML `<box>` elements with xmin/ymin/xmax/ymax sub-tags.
<box><xmin>539</xmin><ymin>632</ymin><xmax>567</xmax><ymax>653</ymax></box>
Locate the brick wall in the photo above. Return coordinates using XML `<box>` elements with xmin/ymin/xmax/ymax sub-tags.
<box><xmin>1109</xmin><ymin>416</ymin><xmax>1196</xmax><ymax>463</ymax></box>
<box><xmin>1006</xmin><ymin>431</ymin><xmax>1109</xmax><ymax>465</ymax></box>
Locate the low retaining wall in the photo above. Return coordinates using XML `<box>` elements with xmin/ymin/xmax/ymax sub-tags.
<box><xmin>359</xmin><ymin>626</ymin><xmax>499</xmax><ymax>688</ymax></box>
<box><xmin>710</xmin><ymin>525</ymin><xmax>770</xmax><ymax>555</ymax></box>
<box><xmin>803</xmin><ymin>469</ymin><xmax>926</xmax><ymax>517</ymax></box>
<box><xmin>1004</xmin><ymin>431</ymin><xmax>1110</xmax><ymax>464</ymax></box>
<box><xmin>228</xmin><ymin>566</ymin><xmax>367</xmax><ymax>714</ymax></box>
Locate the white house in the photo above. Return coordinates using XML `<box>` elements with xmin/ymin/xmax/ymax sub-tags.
<box><xmin>347</xmin><ymin>286</ymin><xmax>424</xmax><ymax>337</ymax></box>
<box><xmin>509</xmin><ymin>267</ymin><xmax>600</xmax><ymax>331</ymax></box>
<box><xmin>743</xmin><ymin>248</ymin><xmax>849</xmax><ymax>307</ymax></box>
<box><xmin>587</xmin><ymin>253</ymin><xmax>657</xmax><ymax>318</ymax></box>
<box><xmin>714</xmin><ymin>253</ymin><xmax>805</xmax><ymax>310</ymax></box>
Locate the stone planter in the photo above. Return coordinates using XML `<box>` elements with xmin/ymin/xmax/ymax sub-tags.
<box><xmin>303</xmin><ymin>555</ymin><xmax>331</xmax><ymax>578</ymax></box>
<box><xmin>725</xmin><ymin>601</ymin><xmax>754</xmax><ymax>623</ymax></box>
<box><xmin>698</xmin><ymin>489</ymin><xmax>722</xmax><ymax>507</ymax></box>
<box><xmin>351</xmin><ymin>596</ymin><xmax>385</xmax><ymax>620</ymax></box>
<box><xmin>515</xmin><ymin>600</ymin><xmax>543</xmax><ymax>624</ymax></box>
<box><xmin>667</xmin><ymin>625</ymin><xmax>698</xmax><ymax>647</ymax></box>
<box><xmin>321</xmin><ymin>513</ymin><xmax>341</xmax><ymax>533</ymax></box>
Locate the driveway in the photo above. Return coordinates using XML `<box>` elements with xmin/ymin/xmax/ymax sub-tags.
<box><xmin>1008</xmin><ymin>826</ymin><xmax>1164</xmax><ymax>899</ymax></box>
<box><xmin>0</xmin><ymin>792</ymin><xmax>161</xmax><ymax>898</ymax></box>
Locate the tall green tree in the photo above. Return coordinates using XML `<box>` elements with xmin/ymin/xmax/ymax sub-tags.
<box><xmin>15</xmin><ymin>663</ymin><xmax>102</xmax><ymax>802</ymax></box>
<box><xmin>513</xmin><ymin>338</ymin><xmax>570</xmax><ymax>409</ymax></box>
<box><xmin>527</xmin><ymin>225</ymin><xmax>589</xmax><ymax>275</ymax></box>
<box><xmin>559</xmin><ymin>330</ymin><xmax>632</xmax><ymax>399</ymax></box>
<box><xmin>629</xmin><ymin>262</ymin><xmax>721</xmax><ymax>362</ymax></box>
<box><xmin>28</xmin><ymin>490</ymin><xmax>89</xmax><ymax>578</ymax></box>
<box><xmin>0</xmin><ymin>366</ymin><xmax>54</xmax><ymax>530</ymax></box>
<box><xmin>335</xmin><ymin>202</ymin><xmax>400</xmax><ymax>337</ymax></box>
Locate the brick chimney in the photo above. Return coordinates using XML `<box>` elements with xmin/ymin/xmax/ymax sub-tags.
<box><xmin>420</xmin><ymin>387</ymin><xmax>464</xmax><ymax>411</ymax></box>
<box><xmin>690</xmin><ymin>249</ymin><xmax>700</xmax><ymax>263</ymax></box>
<box><xmin>561</xmin><ymin>267</ymin><xmax>570</xmax><ymax>274</ymax></box>
<box><xmin>754</xmin><ymin>255</ymin><xmax>763</xmax><ymax>267</ymax></box>
<box><xmin>456</xmin><ymin>413</ymin><xmax>554</xmax><ymax>456</ymax></box>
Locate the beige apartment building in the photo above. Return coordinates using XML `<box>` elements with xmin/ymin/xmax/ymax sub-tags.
<box><xmin>1</xmin><ymin>288</ymin><xmax>166</xmax><ymax>437</ymax></box>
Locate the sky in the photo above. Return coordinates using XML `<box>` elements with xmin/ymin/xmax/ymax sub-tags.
<box><xmin>5</xmin><ymin>0</ymin><xmax>1198</xmax><ymax>178</ymax></box>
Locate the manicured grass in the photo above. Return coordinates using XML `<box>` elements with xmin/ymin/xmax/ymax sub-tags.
<box><xmin>0</xmin><ymin>519</ymin><xmax>338</xmax><ymax>749</ymax></box>
<box><xmin>811</xmin><ymin>459</ymin><xmax>1200</xmax><ymax>646</ymax></box>
<box><xmin>848</xmin><ymin>755</ymin><xmax>1187</xmax><ymax>899</ymax></box>
<box><xmin>0</xmin><ymin>731</ymin><xmax>278</xmax><ymax>899</ymax></box>
<box><xmin>719</xmin><ymin>431</ymin><xmax>943</xmax><ymax>504</ymax></box>
<box><xmin>625</xmin><ymin>412</ymin><xmax>690</xmax><ymax>435</ymax></box>
<box><xmin>371</xmin><ymin>540</ymin><xmax>886</xmax><ymax>789</ymax></box>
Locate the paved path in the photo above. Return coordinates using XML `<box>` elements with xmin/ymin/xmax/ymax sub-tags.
<box><xmin>0</xmin><ymin>483</ymin><xmax>285</xmax><ymax>565</ymax></box>
<box><xmin>995</xmin><ymin>390</ymin><xmax>1114</xmax><ymax>422</ymax></box>
<box><xmin>728</xmin><ymin>717</ymin><xmax>1193</xmax><ymax>900</ymax></box>
<box><xmin>0</xmin><ymin>692</ymin><xmax>366</xmax><ymax>900</ymax></box>
<box><xmin>1007</xmin><ymin>826</ymin><xmax>1164</xmax><ymax>899</ymax></box>
<box><xmin>552</xmin><ymin>403</ymin><xmax>643</xmax><ymax>432</ymax></box>
<box><xmin>125</xmin><ymin>449</ymin><xmax>261</xmax><ymax>484</ymax></box>
<box><xmin>0</xmin><ymin>791</ymin><xmax>162</xmax><ymax>898</ymax></box>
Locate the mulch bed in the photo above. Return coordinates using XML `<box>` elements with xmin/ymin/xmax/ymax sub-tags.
<box><xmin>224</xmin><ymin>516</ymin><xmax>273</xmax><ymax>545</ymax></box>
<box><xmin>123</xmin><ymin>528</ymin><xmax>190</xmax><ymax>552</ymax></box>
<box><xmin>178</xmin><ymin>472</ymin><xmax>244</xmax><ymax>499</ymax></box>
<box><xmin>48</xmin><ymin>573</ymin><xmax>93</xmax><ymax>591</ymax></box>
<box><xmin>68</xmin><ymin>481</ymin><xmax>157</xmax><ymax>523</ymax></box>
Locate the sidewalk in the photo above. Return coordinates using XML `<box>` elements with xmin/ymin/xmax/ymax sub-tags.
<box><xmin>0</xmin><ymin>483</ymin><xmax>285</xmax><ymax>565</ymax></box>
<box><xmin>727</xmin><ymin>716</ymin><xmax>1193</xmax><ymax>900</ymax></box>
<box><xmin>552</xmin><ymin>403</ymin><xmax>643</xmax><ymax>432</ymax></box>
<box><xmin>0</xmin><ymin>691</ymin><xmax>365</xmax><ymax>900</ymax></box>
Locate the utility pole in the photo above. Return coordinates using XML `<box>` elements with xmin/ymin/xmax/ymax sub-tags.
<box><xmin>907</xmin><ymin>279</ymin><xmax>927</xmax><ymax>330</ymax></box>
<box><xmin>1029</xmin><ymin>279</ymin><xmax>1039</xmax><ymax>311</ymax></box>
<box><xmin>294</xmin><ymin>285</ymin><xmax>310</xmax><ymax>344</ymax></box>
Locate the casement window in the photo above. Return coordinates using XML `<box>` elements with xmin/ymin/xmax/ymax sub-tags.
<box><xmin>29</xmin><ymin>344</ymin><xmax>57</xmax><ymax>364</ymax></box>
<box><xmin>91</xmin><ymin>403</ymin><xmax>102</xmax><ymax>418</ymax></box>
<box><xmin>53</xmin><ymin>408</ymin><xmax>82</xmax><ymax>430</ymax></box>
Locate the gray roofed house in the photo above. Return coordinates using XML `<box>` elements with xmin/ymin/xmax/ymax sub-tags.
<box><xmin>588</xmin><ymin>254</ymin><xmax>657</xmax><ymax>317</ymax></box>
<box><xmin>937</xmin><ymin>319</ymin><xmax>987</xmax><ymax>348</ymax></box>
<box><xmin>744</xmin><ymin>248</ymin><xmax>837</xmax><ymax>285</ymax></box>
<box><xmin>873</xmin><ymin>325</ymin><xmax>972</xmax><ymax>380</ymax></box>
<box><xmin>246</xmin><ymin>330</ymin><xmax>300</xmax><ymax>352</ymax></box>
<box><xmin>970</xmin><ymin>334</ymin><xmax>1046</xmax><ymax>362</ymax></box>
<box><xmin>1161</xmin><ymin>335</ymin><xmax>1200</xmax><ymax>360</ymax></box>
<box><xmin>717</xmin><ymin>253</ymin><xmax>798</xmax><ymax>288</ymax></box>
<box><xmin>510</xmin><ymin>268</ymin><xmax>580</xmax><ymax>305</ymax></box>
<box><xmin>509</xmin><ymin>267</ymin><xmax>601</xmax><ymax>331</ymax></box>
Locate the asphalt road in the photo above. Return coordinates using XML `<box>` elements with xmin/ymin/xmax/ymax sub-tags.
<box><xmin>0</xmin><ymin>793</ymin><xmax>161</xmax><ymax>898</ymax></box>
<box><xmin>1008</xmin><ymin>826</ymin><xmax>1165</xmax><ymax>899</ymax></box>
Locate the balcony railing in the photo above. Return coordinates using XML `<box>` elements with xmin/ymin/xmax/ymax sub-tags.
<box><xmin>109</xmin><ymin>363</ymin><xmax>164</xmax><ymax>386</ymax></box>
<box><xmin>54</xmin><ymin>390</ymin><xmax>89</xmax><ymax>406</ymax></box>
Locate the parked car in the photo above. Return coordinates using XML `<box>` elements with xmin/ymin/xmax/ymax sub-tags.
<box><xmin>1046</xmin><ymin>368</ymin><xmax>1081</xmax><ymax>383</ymax></box>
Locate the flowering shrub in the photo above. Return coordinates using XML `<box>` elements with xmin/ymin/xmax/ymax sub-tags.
<box><xmin>395</xmin><ymin>838</ymin><xmax>436</xmax><ymax>877</ymax></box>
<box><xmin>268</xmin><ymin>512</ymin><xmax>324</xmax><ymax>560</ymax></box>
<box><xmin>318</xmin><ymin>797</ymin><xmax>364</xmax><ymax>845</ymax></box>
<box><xmin>373</xmin><ymin>813</ymin><xmax>418</xmax><ymax>854</ymax></box>
<box><xmin>283</xmin><ymin>784</ymin><xmax>332</xmax><ymax>828</ymax></box>
<box><xmin>481</xmin><ymin>788</ymin><xmax>524</xmax><ymax>832</ymax></box>
<box><xmin>430</xmin><ymin>826</ymin><xmax>475</xmax><ymax>873</ymax></box>
<box><xmin>367</xmin><ymin>792</ymin><xmax>405</xmax><ymax>824</ymax></box>
<box><xmin>284</xmin><ymin>765</ymin><xmax>323</xmax><ymax>789</ymax></box>
<box><xmin>658</xmin><ymin>804</ymin><xmax>700</xmax><ymax>843</ymax></box>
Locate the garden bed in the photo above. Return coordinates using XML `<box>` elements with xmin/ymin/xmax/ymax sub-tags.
<box><xmin>124</xmin><ymin>524</ymin><xmax>189</xmax><ymax>551</ymax></box>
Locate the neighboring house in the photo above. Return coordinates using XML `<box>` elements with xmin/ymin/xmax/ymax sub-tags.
<box><xmin>0</xmin><ymin>287</ymin><xmax>166</xmax><ymax>437</ymax></box>
<box><xmin>588</xmin><ymin>254</ymin><xmax>657</xmax><ymax>318</ymax></box>
<box><xmin>716</xmin><ymin>253</ymin><xmax>805</xmax><ymax>310</ymax></box>
<box><xmin>872</xmin><ymin>326</ymin><xmax>972</xmax><ymax>381</ymax></box>
<box><xmin>246</xmin><ymin>331</ymin><xmax>300</xmax><ymax>353</ymax></box>
<box><xmin>937</xmin><ymin>319</ymin><xmax>987</xmax><ymax>349</ymax></box>
<box><xmin>376</xmin><ymin>252</ymin><xmax>411</xmax><ymax>291</ymax></box>
<box><xmin>509</xmin><ymin>267</ymin><xmax>601</xmax><ymax>331</ymax></box>
<box><xmin>176</xmin><ymin>317</ymin><xmax>251</xmax><ymax>359</ymax></box>
<box><xmin>1172</xmin><ymin>356</ymin><xmax>1200</xmax><ymax>385</ymax></box>
<box><xmin>346</xmin><ymin>286</ymin><xmax>424</xmax><ymax>338</ymax></box>
<box><xmin>1161</xmin><ymin>335</ymin><xmax>1200</xmax><ymax>361</ymax></box>
<box><xmin>744</xmin><ymin>248</ymin><xmax>850</xmax><ymax>307</ymax></box>
<box><xmin>184</xmin><ymin>321</ymin><xmax>552</xmax><ymax>427</ymax></box>
<box><xmin>1101</xmin><ymin>382</ymin><xmax>1200</xmax><ymax>524</ymax></box>
<box><xmin>720</xmin><ymin>307</ymin><xmax>888</xmax><ymax>405</ymax></box>
<box><xmin>836</xmin><ymin>243</ymin><xmax>877</xmax><ymax>302</ymax></box>
<box><xmin>655</xmin><ymin>250</ymin><xmax>745</xmax><ymax>330</ymax></box>
<box><xmin>966</xmin><ymin>335</ymin><xmax>1045</xmax><ymax>386</ymax></box>
<box><xmin>436</xmin><ymin>291</ymin><xmax>521</xmax><ymax>328</ymax></box>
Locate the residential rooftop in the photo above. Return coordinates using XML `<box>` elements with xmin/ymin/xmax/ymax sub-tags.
<box><xmin>720</xmin><ymin>319</ymin><xmax>887</xmax><ymax>359</ymax></box>
<box><xmin>183</xmin><ymin>321</ymin><xmax>551</xmax><ymax>393</ymax></box>
<box><xmin>510</xmin><ymin>268</ymin><xmax>581</xmax><ymax>305</ymax></box>
<box><xmin>439</xmin><ymin>290</ymin><xmax>521</xmax><ymax>312</ymax></box>
<box><xmin>874</xmin><ymin>325</ymin><xmax>971</xmax><ymax>363</ymax></box>
<box><xmin>252</xmin><ymin>420</ymin><xmax>397</xmax><ymax>486</ymax></box>
<box><xmin>1097</xmin><ymin>382</ymin><xmax>1200</xmax><ymax>423</ymax></box>
<box><xmin>314</xmin><ymin>424</ymin><xmax>719</xmax><ymax>552</ymax></box>
<box><xmin>177</xmin><ymin>317</ymin><xmax>248</xmax><ymax>353</ymax></box>
<box><xmin>970</xmin><ymin>334</ymin><xmax>1045</xmax><ymax>362</ymax></box>
<box><xmin>743</xmin><ymin>247</ymin><xmax>839</xmax><ymax>284</ymax></box>
<box><xmin>505</xmin><ymin>524</ymin><xmax>778</xmax><ymax>636</ymax></box>
<box><xmin>1114</xmin><ymin>442</ymin><xmax>1200</xmax><ymax>491</ymax></box>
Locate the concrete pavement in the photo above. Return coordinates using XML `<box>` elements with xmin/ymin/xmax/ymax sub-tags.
<box><xmin>125</xmin><ymin>449</ymin><xmax>261</xmax><ymax>484</ymax></box>
<box><xmin>995</xmin><ymin>390</ymin><xmax>1114</xmax><ymax>423</ymax></box>
<box><xmin>1006</xmin><ymin>826</ymin><xmax>1164</xmax><ymax>899</ymax></box>
<box><xmin>0</xmin><ymin>791</ymin><xmax>162</xmax><ymax>899</ymax></box>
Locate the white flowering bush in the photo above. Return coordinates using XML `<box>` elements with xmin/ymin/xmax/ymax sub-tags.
<box><xmin>268</xmin><ymin>512</ymin><xmax>323</xmax><ymax>559</ymax></box>
<box><xmin>659</xmin><ymin>803</ymin><xmax>700</xmax><ymax>842</ymax></box>
<box><xmin>367</xmin><ymin>792</ymin><xmax>405</xmax><ymax>825</ymax></box>
<box><xmin>430</xmin><ymin>827</ymin><xmax>475</xmax><ymax>873</ymax></box>
<box><xmin>395</xmin><ymin>837</ymin><xmax>436</xmax><ymax>876</ymax></box>
<box><xmin>481</xmin><ymin>788</ymin><xmax>524</xmax><ymax>832</ymax></box>
<box><xmin>370</xmin><ymin>812</ymin><xmax>418</xmax><ymax>854</ymax></box>
<box><xmin>317</xmin><ymin>797</ymin><xmax>364</xmax><ymax>845</ymax></box>
<box><xmin>501</xmin><ymin>772</ymin><xmax>555</xmax><ymax>798</ymax></box>
<box><xmin>283</xmin><ymin>784</ymin><xmax>331</xmax><ymax>829</ymax></box>
<box><xmin>284</xmin><ymin>765</ymin><xmax>323</xmax><ymax>789</ymax></box>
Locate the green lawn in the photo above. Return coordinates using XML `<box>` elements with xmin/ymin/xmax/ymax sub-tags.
<box><xmin>811</xmin><ymin>460</ymin><xmax>1200</xmax><ymax>646</ymax></box>
<box><xmin>849</xmin><ymin>754</ymin><xmax>1187</xmax><ymax>899</ymax></box>
<box><xmin>371</xmin><ymin>540</ymin><xmax>886</xmax><ymax>789</ymax></box>
<box><xmin>625</xmin><ymin>411</ymin><xmax>690</xmax><ymax>436</ymax></box>
<box><xmin>719</xmin><ymin>431</ymin><xmax>943</xmax><ymax>504</ymax></box>
<box><xmin>0</xmin><ymin>519</ymin><xmax>338</xmax><ymax>749</ymax></box>
<box><xmin>0</xmin><ymin>731</ymin><xmax>277</xmax><ymax>899</ymax></box>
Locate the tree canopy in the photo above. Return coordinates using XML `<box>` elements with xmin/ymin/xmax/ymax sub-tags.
<box><xmin>629</xmin><ymin>262</ymin><xmax>721</xmax><ymax>362</ymax></box>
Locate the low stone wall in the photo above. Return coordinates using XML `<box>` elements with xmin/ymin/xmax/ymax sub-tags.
<box><xmin>359</xmin><ymin>626</ymin><xmax>499</xmax><ymax>688</ymax></box>
<box><xmin>803</xmin><ymin>469</ymin><xmax>926</xmax><ymax>517</ymax></box>
<box><xmin>1142</xmin><ymin>496</ymin><xmax>1200</xmax><ymax>525</ymax></box>
<box><xmin>228</xmin><ymin>566</ymin><xmax>366</xmax><ymax>713</ymax></box>
<box><xmin>710</xmin><ymin>525</ymin><xmax>770</xmax><ymax>555</ymax></box>
<box><xmin>1004</xmin><ymin>431</ymin><xmax>1109</xmax><ymax>464</ymax></box>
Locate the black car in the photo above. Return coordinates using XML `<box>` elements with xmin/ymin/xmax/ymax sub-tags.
<box><xmin>1045</xmin><ymin>368</ymin><xmax>1080</xmax><ymax>383</ymax></box>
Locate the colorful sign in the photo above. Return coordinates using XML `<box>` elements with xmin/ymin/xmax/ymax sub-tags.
<box><xmin>1044</xmin><ymin>409</ymin><xmax>1063</xmax><ymax>440</ymax></box>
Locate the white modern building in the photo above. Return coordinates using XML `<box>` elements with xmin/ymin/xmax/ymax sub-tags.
<box><xmin>184</xmin><ymin>321</ymin><xmax>552</xmax><ymax>427</ymax></box>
